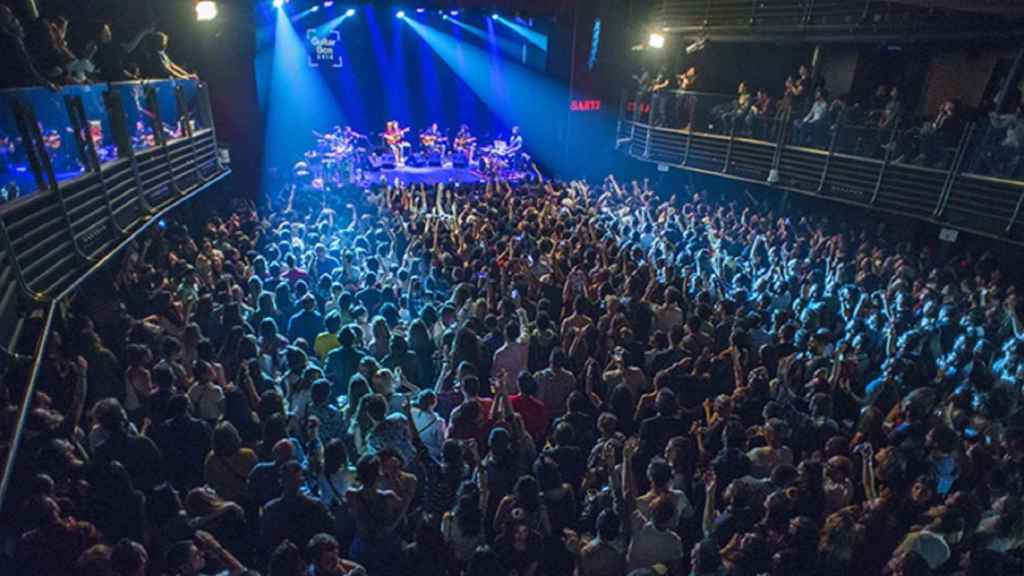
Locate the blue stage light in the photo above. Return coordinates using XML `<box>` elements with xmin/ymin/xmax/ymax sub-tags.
<box><xmin>346</xmin><ymin>7</ymin><xmax>355</xmax><ymax>16</ymax></box>
<box><xmin>492</xmin><ymin>13</ymin><xmax>499</xmax><ymax>20</ymax></box>
<box><xmin>323</xmin><ymin>1</ymin><xmax>334</xmax><ymax>7</ymax></box>
<box><xmin>416</xmin><ymin>8</ymin><xmax>426</xmax><ymax>13</ymax></box>
<box><xmin>272</xmin><ymin>0</ymin><xmax>284</xmax><ymax>8</ymax></box>
<box><xmin>449</xmin><ymin>10</ymin><xmax>459</xmax><ymax>16</ymax></box>
<box><xmin>311</xmin><ymin>5</ymin><xmax>319</xmax><ymax>12</ymax></box>
<box><xmin>396</xmin><ymin>10</ymin><xmax>406</xmax><ymax>18</ymax></box>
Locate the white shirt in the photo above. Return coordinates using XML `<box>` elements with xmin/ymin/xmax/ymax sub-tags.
<box><xmin>626</xmin><ymin>510</ymin><xmax>683</xmax><ymax>572</ymax></box>
<box><xmin>318</xmin><ymin>467</ymin><xmax>355</xmax><ymax>508</ymax></box>
<box><xmin>803</xmin><ymin>99</ymin><xmax>828</xmax><ymax>123</ymax></box>
<box><xmin>412</xmin><ymin>408</ymin><xmax>447</xmax><ymax>460</ymax></box>
<box><xmin>187</xmin><ymin>381</ymin><xmax>225</xmax><ymax>422</ymax></box>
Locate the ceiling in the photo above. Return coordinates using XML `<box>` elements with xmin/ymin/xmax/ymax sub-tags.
<box><xmin>886</xmin><ymin>0</ymin><xmax>1024</xmax><ymax>17</ymax></box>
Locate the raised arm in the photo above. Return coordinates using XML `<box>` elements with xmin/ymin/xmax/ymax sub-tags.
<box><xmin>701</xmin><ymin>470</ymin><xmax>718</xmax><ymax>538</ymax></box>
<box><xmin>622</xmin><ymin>438</ymin><xmax>639</xmax><ymax>522</ymax></box>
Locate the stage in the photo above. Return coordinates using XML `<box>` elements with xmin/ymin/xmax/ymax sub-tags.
<box><xmin>357</xmin><ymin>164</ymin><xmax>530</xmax><ymax>186</ymax></box>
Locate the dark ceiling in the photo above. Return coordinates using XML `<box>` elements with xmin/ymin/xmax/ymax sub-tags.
<box><xmin>887</xmin><ymin>0</ymin><xmax>1024</xmax><ymax>17</ymax></box>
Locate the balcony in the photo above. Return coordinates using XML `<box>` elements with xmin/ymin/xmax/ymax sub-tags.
<box><xmin>616</xmin><ymin>91</ymin><xmax>1024</xmax><ymax>245</ymax></box>
<box><xmin>0</xmin><ymin>79</ymin><xmax>230</xmax><ymax>352</ymax></box>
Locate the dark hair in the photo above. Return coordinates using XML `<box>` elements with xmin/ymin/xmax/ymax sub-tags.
<box><xmin>110</xmin><ymin>539</ymin><xmax>146</xmax><ymax>575</ymax></box>
<box><xmin>454</xmin><ymin>481</ymin><xmax>483</xmax><ymax>536</ymax></box>
<box><xmin>364</xmin><ymin>393</ymin><xmax>388</xmax><ymax>422</ymax></box>
<box><xmin>325</xmin><ymin>312</ymin><xmax>342</xmax><ymax>333</ymax></box>
<box><xmin>553</xmin><ymin>421</ymin><xmax>575</xmax><ymax>446</ymax></box>
<box><xmin>533</xmin><ymin>456</ymin><xmax>562</xmax><ymax>491</ymax></box>
<box><xmin>212</xmin><ymin>422</ymin><xmax>242</xmax><ymax>457</ymax></box>
<box><xmin>596</xmin><ymin>509</ymin><xmax>620</xmax><ymax>541</ymax></box>
<box><xmin>165</xmin><ymin>540</ymin><xmax>194</xmax><ymax>571</ymax></box>
<box><xmin>268</xmin><ymin>540</ymin><xmax>304</xmax><ymax>576</ymax></box>
<box><xmin>647</xmin><ymin>457</ymin><xmax>672</xmax><ymax>488</ymax></box>
<box><xmin>656</xmin><ymin>388</ymin><xmax>677</xmax><ymax>417</ymax></box>
<box><xmin>567</xmin><ymin>391</ymin><xmax>588</xmax><ymax>413</ymax></box>
<box><xmin>355</xmin><ymin>454</ymin><xmax>380</xmax><ymax>487</ymax></box>
<box><xmin>461</xmin><ymin>375</ymin><xmax>481</xmax><ymax>397</ymax></box>
<box><xmin>513</xmin><ymin>475</ymin><xmax>541</xmax><ymax>514</ymax></box>
<box><xmin>311</xmin><ymin>379</ymin><xmax>331</xmax><ymax>405</ymax></box>
<box><xmin>323</xmin><ymin>439</ymin><xmax>348</xmax><ymax>474</ymax></box>
<box><xmin>465</xmin><ymin>545</ymin><xmax>502</xmax><ymax>576</ymax></box>
<box><xmin>518</xmin><ymin>372</ymin><xmax>537</xmax><ymax>396</ymax></box>
<box><xmin>307</xmin><ymin>532</ymin><xmax>339</xmax><ymax>560</ymax></box>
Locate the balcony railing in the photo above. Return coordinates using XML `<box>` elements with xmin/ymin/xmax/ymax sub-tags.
<box><xmin>617</xmin><ymin>90</ymin><xmax>1024</xmax><ymax>245</ymax></box>
<box><xmin>0</xmin><ymin>79</ymin><xmax>230</xmax><ymax>513</ymax></box>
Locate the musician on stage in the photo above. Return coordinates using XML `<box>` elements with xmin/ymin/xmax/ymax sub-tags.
<box><xmin>343</xmin><ymin>126</ymin><xmax>364</xmax><ymax>142</ymax></box>
<box><xmin>383</xmin><ymin>120</ymin><xmax>410</xmax><ymax>166</ymax></box>
<box><xmin>420</xmin><ymin>123</ymin><xmax>446</xmax><ymax>156</ymax></box>
<box><xmin>508</xmin><ymin>126</ymin><xmax>523</xmax><ymax>154</ymax></box>
<box><xmin>453</xmin><ymin>124</ymin><xmax>477</xmax><ymax>163</ymax></box>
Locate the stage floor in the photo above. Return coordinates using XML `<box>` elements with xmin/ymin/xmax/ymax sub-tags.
<box><xmin>359</xmin><ymin>165</ymin><xmax>527</xmax><ymax>186</ymax></box>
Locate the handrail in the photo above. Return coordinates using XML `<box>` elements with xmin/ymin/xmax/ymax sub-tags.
<box><xmin>618</xmin><ymin>107</ymin><xmax>1024</xmax><ymax>245</ymax></box>
<box><xmin>0</xmin><ymin>168</ymin><xmax>230</xmax><ymax>514</ymax></box>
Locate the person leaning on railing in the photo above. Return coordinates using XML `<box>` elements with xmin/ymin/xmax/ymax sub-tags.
<box><xmin>134</xmin><ymin>31</ymin><xmax>198</xmax><ymax>81</ymax></box>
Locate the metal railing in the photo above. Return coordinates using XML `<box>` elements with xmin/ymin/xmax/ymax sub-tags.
<box><xmin>617</xmin><ymin>91</ymin><xmax>1024</xmax><ymax>244</ymax></box>
<box><xmin>0</xmin><ymin>79</ymin><xmax>230</xmax><ymax>512</ymax></box>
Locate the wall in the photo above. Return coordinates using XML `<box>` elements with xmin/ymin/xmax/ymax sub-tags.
<box><xmin>920</xmin><ymin>50</ymin><xmax>1006</xmax><ymax>115</ymax></box>
<box><xmin>820</xmin><ymin>47</ymin><xmax>859</xmax><ymax>97</ymax></box>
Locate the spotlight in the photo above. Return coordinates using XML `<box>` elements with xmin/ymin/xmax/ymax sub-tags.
<box><xmin>492</xmin><ymin>13</ymin><xmax>499</xmax><ymax>19</ymax></box>
<box><xmin>416</xmin><ymin>7</ymin><xmax>426</xmax><ymax>13</ymax></box>
<box><xmin>345</xmin><ymin>7</ymin><xmax>355</xmax><ymax>16</ymax></box>
<box><xmin>272</xmin><ymin>0</ymin><xmax>284</xmax><ymax>7</ymax></box>
<box><xmin>395</xmin><ymin>10</ymin><xmax>406</xmax><ymax>18</ymax></box>
<box><xmin>648</xmin><ymin>33</ymin><xmax>665</xmax><ymax>48</ymax></box>
<box><xmin>323</xmin><ymin>0</ymin><xmax>333</xmax><ymax>6</ymax></box>
<box><xmin>449</xmin><ymin>10</ymin><xmax>459</xmax><ymax>16</ymax></box>
<box><xmin>195</xmin><ymin>0</ymin><xmax>217</xmax><ymax>21</ymax></box>
<box><xmin>311</xmin><ymin>5</ymin><xmax>319</xmax><ymax>11</ymax></box>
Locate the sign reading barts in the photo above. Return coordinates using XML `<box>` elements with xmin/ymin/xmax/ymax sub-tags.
<box><xmin>307</xmin><ymin>30</ymin><xmax>343</xmax><ymax>68</ymax></box>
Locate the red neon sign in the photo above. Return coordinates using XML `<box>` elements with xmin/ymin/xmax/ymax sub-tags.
<box><xmin>570</xmin><ymin>99</ymin><xmax>602</xmax><ymax>112</ymax></box>
<box><xmin>626</xmin><ymin>101</ymin><xmax>651</xmax><ymax>114</ymax></box>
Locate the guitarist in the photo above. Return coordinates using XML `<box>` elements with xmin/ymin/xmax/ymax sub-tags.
<box><xmin>419</xmin><ymin>123</ymin><xmax>446</xmax><ymax>157</ymax></box>
<box><xmin>382</xmin><ymin>121</ymin><xmax>410</xmax><ymax>166</ymax></box>
<box><xmin>453</xmin><ymin>124</ymin><xmax>477</xmax><ymax>164</ymax></box>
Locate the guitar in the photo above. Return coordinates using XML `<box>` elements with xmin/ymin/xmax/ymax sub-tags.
<box><xmin>383</xmin><ymin>128</ymin><xmax>409</xmax><ymax>146</ymax></box>
<box><xmin>420</xmin><ymin>133</ymin><xmax>447</xmax><ymax>148</ymax></box>
<box><xmin>454</xmin><ymin>134</ymin><xmax>476</xmax><ymax>150</ymax></box>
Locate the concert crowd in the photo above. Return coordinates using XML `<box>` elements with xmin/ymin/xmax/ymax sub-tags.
<box><xmin>2</xmin><ymin>171</ymin><xmax>1023</xmax><ymax>576</ymax></box>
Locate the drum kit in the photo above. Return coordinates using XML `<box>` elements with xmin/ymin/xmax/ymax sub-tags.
<box><xmin>305</xmin><ymin>128</ymin><xmax>369</xmax><ymax>186</ymax></box>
